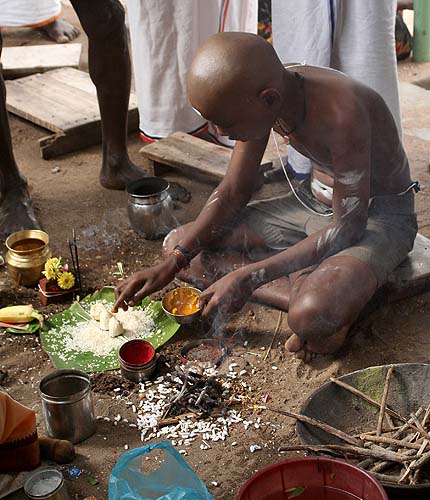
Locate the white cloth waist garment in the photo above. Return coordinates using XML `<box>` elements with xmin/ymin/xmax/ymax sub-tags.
<box><xmin>272</xmin><ymin>0</ymin><xmax>401</xmax><ymax>175</ymax></box>
<box><xmin>127</xmin><ymin>0</ymin><xmax>257</xmax><ymax>140</ymax></box>
<box><xmin>310</xmin><ymin>175</ymin><xmax>334</xmax><ymax>201</ymax></box>
<box><xmin>0</xmin><ymin>0</ymin><xmax>60</xmax><ymax>27</ymax></box>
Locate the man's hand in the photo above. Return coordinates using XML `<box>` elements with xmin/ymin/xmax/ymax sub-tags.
<box><xmin>114</xmin><ymin>261</ymin><xmax>177</xmax><ymax>310</ymax></box>
<box><xmin>199</xmin><ymin>270</ymin><xmax>254</xmax><ymax>318</ymax></box>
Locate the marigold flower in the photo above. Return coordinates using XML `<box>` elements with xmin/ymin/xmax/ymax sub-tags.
<box><xmin>57</xmin><ymin>272</ymin><xmax>75</xmax><ymax>290</ymax></box>
<box><xmin>42</xmin><ymin>257</ymin><xmax>63</xmax><ymax>280</ymax></box>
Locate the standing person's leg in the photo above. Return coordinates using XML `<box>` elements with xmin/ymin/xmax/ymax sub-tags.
<box><xmin>0</xmin><ymin>32</ymin><xmax>40</xmax><ymax>239</ymax></box>
<box><xmin>70</xmin><ymin>0</ymin><xmax>189</xmax><ymax>202</ymax></box>
<box><xmin>70</xmin><ymin>0</ymin><xmax>144</xmax><ymax>190</ymax></box>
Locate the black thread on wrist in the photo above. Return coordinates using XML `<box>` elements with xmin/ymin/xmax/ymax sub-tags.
<box><xmin>174</xmin><ymin>244</ymin><xmax>192</xmax><ymax>265</ymax></box>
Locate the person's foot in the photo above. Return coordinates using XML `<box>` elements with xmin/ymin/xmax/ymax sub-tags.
<box><xmin>285</xmin><ymin>326</ymin><xmax>349</xmax><ymax>363</ymax></box>
<box><xmin>39</xmin><ymin>19</ymin><xmax>80</xmax><ymax>44</ymax></box>
<box><xmin>100</xmin><ymin>159</ymin><xmax>190</xmax><ymax>202</ymax></box>
<box><xmin>0</xmin><ymin>184</ymin><xmax>40</xmax><ymax>240</ymax></box>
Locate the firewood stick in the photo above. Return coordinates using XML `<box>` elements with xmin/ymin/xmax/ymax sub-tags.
<box><xmin>329</xmin><ymin>377</ymin><xmax>408</xmax><ymax>425</ymax></box>
<box><xmin>377</xmin><ymin>367</ymin><xmax>394</xmax><ymax>436</ymax></box>
<box><xmin>356</xmin><ymin>426</ymin><xmax>402</xmax><ymax>438</ymax></box>
<box><xmin>399</xmin><ymin>439</ymin><xmax>430</xmax><ymax>482</ymax></box>
<box><xmin>277</xmin><ymin>444</ymin><xmax>410</xmax><ymax>463</ymax></box>
<box><xmin>369</xmin><ymin>471</ymin><xmax>401</xmax><ymax>484</ymax></box>
<box><xmin>421</xmin><ymin>403</ymin><xmax>430</xmax><ymax>427</ymax></box>
<box><xmin>264</xmin><ymin>310</ymin><xmax>282</xmax><ymax>361</ymax></box>
<box><xmin>358</xmin><ymin>458</ymin><xmax>376</xmax><ymax>469</ymax></box>
<box><xmin>409</xmin><ymin>414</ymin><xmax>430</xmax><ymax>441</ymax></box>
<box><xmin>157</xmin><ymin>412</ymin><xmax>196</xmax><ymax>427</ymax></box>
<box><xmin>361</xmin><ymin>434</ymin><xmax>422</xmax><ymax>450</ymax></box>
<box><xmin>407</xmin><ymin>448</ymin><xmax>430</xmax><ymax>471</ymax></box>
<box><xmin>370</xmin><ymin>449</ymin><xmax>417</xmax><ymax>474</ymax></box>
<box><xmin>268</xmin><ymin>407</ymin><xmax>361</xmax><ymax>446</ymax></box>
<box><xmin>391</xmin><ymin>407</ymin><xmax>424</xmax><ymax>440</ymax></box>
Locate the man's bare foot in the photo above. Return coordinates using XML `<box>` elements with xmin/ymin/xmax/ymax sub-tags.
<box><xmin>39</xmin><ymin>19</ymin><xmax>80</xmax><ymax>44</ymax></box>
<box><xmin>0</xmin><ymin>186</ymin><xmax>40</xmax><ymax>240</ymax></box>
<box><xmin>100</xmin><ymin>160</ymin><xmax>190</xmax><ymax>202</ymax></box>
<box><xmin>285</xmin><ymin>326</ymin><xmax>349</xmax><ymax>363</ymax></box>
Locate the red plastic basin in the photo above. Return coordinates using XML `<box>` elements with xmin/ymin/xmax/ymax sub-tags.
<box><xmin>237</xmin><ymin>457</ymin><xmax>388</xmax><ymax>500</ymax></box>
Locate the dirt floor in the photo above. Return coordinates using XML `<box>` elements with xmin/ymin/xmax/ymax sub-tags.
<box><xmin>1</xmin><ymin>4</ymin><xmax>430</xmax><ymax>500</ymax></box>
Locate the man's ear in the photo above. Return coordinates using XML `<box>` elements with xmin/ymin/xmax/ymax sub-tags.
<box><xmin>259</xmin><ymin>88</ymin><xmax>281</xmax><ymax>110</ymax></box>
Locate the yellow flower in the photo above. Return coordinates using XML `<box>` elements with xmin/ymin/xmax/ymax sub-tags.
<box><xmin>42</xmin><ymin>257</ymin><xmax>63</xmax><ymax>280</ymax></box>
<box><xmin>57</xmin><ymin>272</ymin><xmax>75</xmax><ymax>290</ymax></box>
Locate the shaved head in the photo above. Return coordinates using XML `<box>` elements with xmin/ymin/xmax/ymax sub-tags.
<box><xmin>187</xmin><ymin>32</ymin><xmax>284</xmax><ymax>127</ymax></box>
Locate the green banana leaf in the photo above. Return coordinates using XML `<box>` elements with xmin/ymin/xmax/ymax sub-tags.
<box><xmin>5</xmin><ymin>318</ymin><xmax>41</xmax><ymax>335</ymax></box>
<box><xmin>40</xmin><ymin>287</ymin><xmax>180</xmax><ymax>372</ymax></box>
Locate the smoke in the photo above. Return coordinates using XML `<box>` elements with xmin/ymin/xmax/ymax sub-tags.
<box><xmin>78</xmin><ymin>208</ymin><xmax>130</xmax><ymax>251</ymax></box>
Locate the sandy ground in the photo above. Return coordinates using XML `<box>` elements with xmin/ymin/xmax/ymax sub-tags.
<box><xmin>1</xmin><ymin>4</ymin><xmax>430</xmax><ymax>500</ymax></box>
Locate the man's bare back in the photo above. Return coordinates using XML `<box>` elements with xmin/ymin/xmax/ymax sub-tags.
<box><xmin>274</xmin><ymin>65</ymin><xmax>411</xmax><ymax>206</ymax></box>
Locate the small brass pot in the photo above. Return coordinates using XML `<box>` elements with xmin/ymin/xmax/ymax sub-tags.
<box><xmin>5</xmin><ymin>229</ymin><xmax>51</xmax><ymax>286</ymax></box>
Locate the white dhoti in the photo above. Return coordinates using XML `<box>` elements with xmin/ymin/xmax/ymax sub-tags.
<box><xmin>0</xmin><ymin>0</ymin><xmax>61</xmax><ymax>27</ymax></box>
<box><xmin>127</xmin><ymin>0</ymin><xmax>258</xmax><ymax>142</ymax></box>
<box><xmin>272</xmin><ymin>0</ymin><xmax>401</xmax><ymax>175</ymax></box>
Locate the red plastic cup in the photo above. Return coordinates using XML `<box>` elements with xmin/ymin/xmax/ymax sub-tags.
<box><xmin>237</xmin><ymin>457</ymin><xmax>388</xmax><ymax>500</ymax></box>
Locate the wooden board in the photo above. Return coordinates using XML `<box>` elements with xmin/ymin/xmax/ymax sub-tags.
<box><xmin>2</xmin><ymin>44</ymin><xmax>82</xmax><ymax>79</ymax></box>
<box><xmin>140</xmin><ymin>132</ymin><xmax>232</xmax><ymax>181</ymax></box>
<box><xmin>139</xmin><ymin>131</ymin><xmax>287</xmax><ymax>182</ymax></box>
<box><xmin>363</xmin><ymin>233</ymin><xmax>430</xmax><ymax>317</ymax></box>
<box><xmin>5</xmin><ymin>68</ymin><xmax>138</xmax><ymax>158</ymax></box>
<box><xmin>385</xmin><ymin>233</ymin><xmax>430</xmax><ymax>301</ymax></box>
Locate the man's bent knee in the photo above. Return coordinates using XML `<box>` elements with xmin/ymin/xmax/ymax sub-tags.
<box><xmin>288</xmin><ymin>292</ymin><xmax>345</xmax><ymax>341</ymax></box>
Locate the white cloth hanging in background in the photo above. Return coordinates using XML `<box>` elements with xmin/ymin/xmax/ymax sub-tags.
<box><xmin>272</xmin><ymin>0</ymin><xmax>401</xmax><ymax>175</ymax></box>
<box><xmin>0</xmin><ymin>0</ymin><xmax>61</xmax><ymax>27</ymax></box>
<box><xmin>127</xmin><ymin>0</ymin><xmax>258</xmax><ymax>142</ymax></box>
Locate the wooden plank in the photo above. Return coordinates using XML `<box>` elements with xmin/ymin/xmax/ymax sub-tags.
<box><xmin>5</xmin><ymin>73</ymin><xmax>100</xmax><ymax>133</ymax></box>
<box><xmin>364</xmin><ymin>233</ymin><xmax>430</xmax><ymax>317</ymax></box>
<box><xmin>45</xmin><ymin>67</ymin><xmax>98</xmax><ymax>95</ymax></box>
<box><xmin>140</xmin><ymin>132</ymin><xmax>287</xmax><ymax>182</ymax></box>
<box><xmin>140</xmin><ymin>132</ymin><xmax>232</xmax><ymax>181</ymax></box>
<box><xmin>5</xmin><ymin>69</ymin><xmax>138</xmax><ymax>135</ymax></box>
<box><xmin>5</xmin><ymin>68</ymin><xmax>138</xmax><ymax>158</ymax></box>
<box><xmin>39</xmin><ymin>108</ymin><xmax>139</xmax><ymax>159</ymax></box>
<box><xmin>385</xmin><ymin>233</ymin><xmax>430</xmax><ymax>299</ymax></box>
<box><xmin>2</xmin><ymin>44</ymin><xmax>82</xmax><ymax>79</ymax></box>
<box><xmin>44</xmin><ymin>67</ymin><xmax>138</xmax><ymax>108</ymax></box>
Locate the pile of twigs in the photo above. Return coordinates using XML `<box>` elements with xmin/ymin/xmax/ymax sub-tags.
<box><xmin>272</xmin><ymin>367</ymin><xmax>430</xmax><ymax>485</ymax></box>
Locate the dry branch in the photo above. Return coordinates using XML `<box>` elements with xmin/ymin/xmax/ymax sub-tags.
<box><xmin>329</xmin><ymin>377</ymin><xmax>408</xmax><ymax>425</ymax></box>
<box><xmin>377</xmin><ymin>367</ymin><xmax>394</xmax><ymax>436</ymax></box>
<box><xmin>277</xmin><ymin>444</ymin><xmax>410</xmax><ymax>463</ymax></box>
<box><xmin>361</xmin><ymin>434</ymin><xmax>422</xmax><ymax>451</ymax></box>
<box><xmin>268</xmin><ymin>407</ymin><xmax>360</xmax><ymax>446</ymax></box>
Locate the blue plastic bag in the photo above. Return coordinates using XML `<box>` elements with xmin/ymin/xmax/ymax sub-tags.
<box><xmin>108</xmin><ymin>441</ymin><xmax>215</xmax><ymax>500</ymax></box>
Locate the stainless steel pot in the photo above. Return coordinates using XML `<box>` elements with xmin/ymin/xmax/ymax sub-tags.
<box><xmin>39</xmin><ymin>369</ymin><xmax>96</xmax><ymax>444</ymax></box>
<box><xmin>127</xmin><ymin>177</ymin><xmax>176</xmax><ymax>240</ymax></box>
<box><xmin>24</xmin><ymin>467</ymin><xmax>70</xmax><ymax>500</ymax></box>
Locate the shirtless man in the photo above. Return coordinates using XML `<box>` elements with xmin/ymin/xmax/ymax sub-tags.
<box><xmin>0</xmin><ymin>0</ymin><xmax>187</xmax><ymax>240</ymax></box>
<box><xmin>115</xmin><ymin>32</ymin><xmax>418</xmax><ymax>361</ymax></box>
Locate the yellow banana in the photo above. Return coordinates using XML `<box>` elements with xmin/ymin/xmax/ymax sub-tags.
<box><xmin>0</xmin><ymin>305</ymin><xmax>40</xmax><ymax>324</ymax></box>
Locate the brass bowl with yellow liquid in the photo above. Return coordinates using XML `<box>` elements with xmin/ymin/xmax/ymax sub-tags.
<box><xmin>5</xmin><ymin>229</ymin><xmax>51</xmax><ymax>286</ymax></box>
<box><xmin>161</xmin><ymin>286</ymin><xmax>201</xmax><ymax>325</ymax></box>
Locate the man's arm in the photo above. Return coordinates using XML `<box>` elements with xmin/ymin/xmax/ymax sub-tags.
<box><xmin>113</xmin><ymin>135</ymin><xmax>268</xmax><ymax>308</ymax></box>
<box><xmin>199</xmin><ymin>114</ymin><xmax>372</xmax><ymax>315</ymax></box>
<box><xmin>169</xmin><ymin>135</ymin><xmax>269</xmax><ymax>259</ymax></box>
